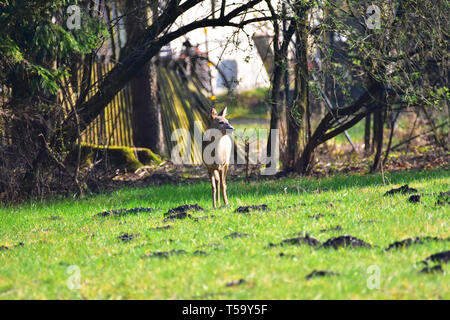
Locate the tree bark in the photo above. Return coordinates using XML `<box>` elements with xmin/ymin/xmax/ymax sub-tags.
<box><xmin>383</xmin><ymin>111</ymin><xmax>399</xmax><ymax>164</ymax></box>
<box><xmin>371</xmin><ymin>109</ymin><xmax>377</xmax><ymax>154</ymax></box>
<box><xmin>364</xmin><ymin>114</ymin><xmax>371</xmax><ymax>155</ymax></box>
<box><xmin>266</xmin><ymin>4</ymin><xmax>282</xmax><ymax>159</ymax></box>
<box><xmin>287</xmin><ymin>20</ymin><xmax>309</xmax><ymax>168</ymax></box>
<box><xmin>125</xmin><ymin>0</ymin><xmax>164</xmax><ymax>153</ymax></box>
<box><xmin>370</xmin><ymin>105</ymin><xmax>386</xmax><ymax>173</ymax></box>
<box><xmin>265</xmin><ymin>0</ymin><xmax>296</xmax><ymax>161</ymax></box>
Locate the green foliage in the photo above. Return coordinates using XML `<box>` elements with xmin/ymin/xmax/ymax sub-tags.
<box><xmin>312</xmin><ymin>0</ymin><xmax>449</xmax><ymax>110</ymax></box>
<box><xmin>0</xmin><ymin>0</ymin><xmax>107</xmax><ymax>95</ymax></box>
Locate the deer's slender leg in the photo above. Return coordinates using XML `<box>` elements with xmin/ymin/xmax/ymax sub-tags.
<box><xmin>221</xmin><ymin>165</ymin><xmax>229</xmax><ymax>205</ymax></box>
<box><xmin>210</xmin><ymin>172</ymin><xmax>217</xmax><ymax>208</ymax></box>
<box><xmin>214</xmin><ymin>170</ymin><xmax>221</xmax><ymax>206</ymax></box>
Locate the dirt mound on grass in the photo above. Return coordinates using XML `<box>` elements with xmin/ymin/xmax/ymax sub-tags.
<box><xmin>150</xmin><ymin>225</ymin><xmax>171</xmax><ymax>231</ymax></box>
<box><xmin>163</xmin><ymin>212</ymin><xmax>192</xmax><ymax>221</ymax></box>
<box><xmin>422</xmin><ymin>250</ymin><xmax>450</xmax><ymax>264</ymax></box>
<box><xmin>436</xmin><ymin>191</ymin><xmax>450</xmax><ymax>205</ymax></box>
<box><xmin>165</xmin><ymin>204</ymin><xmax>204</xmax><ymax>215</ymax></box>
<box><xmin>320</xmin><ymin>225</ymin><xmax>342</xmax><ymax>233</ymax></box>
<box><xmin>385</xmin><ymin>237</ymin><xmax>449</xmax><ymax>251</ymax></box>
<box><xmin>305</xmin><ymin>270</ymin><xmax>339</xmax><ymax>280</ymax></box>
<box><xmin>269</xmin><ymin>234</ymin><xmax>321</xmax><ymax>247</ymax></box>
<box><xmin>226</xmin><ymin>279</ymin><xmax>246</xmax><ymax>287</ymax></box>
<box><xmin>269</xmin><ymin>234</ymin><xmax>372</xmax><ymax>249</ymax></box>
<box><xmin>142</xmin><ymin>249</ymin><xmax>209</xmax><ymax>259</ymax></box>
<box><xmin>0</xmin><ymin>242</ymin><xmax>24</xmax><ymax>250</ymax></box>
<box><xmin>420</xmin><ymin>265</ymin><xmax>443</xmax><ymax>274</ymax></box>
<box><xmin>163</xmin><ymin>204</ymin><xmax>204</xmax><ymax>221</ymax></box>
<box><xmin>384</xmin><ymin>184</ymin><xmax>417</xmax><ymax>196</ymax></box>
<box><xmin>322</xmin><ymin>235</ymin><xmax>372</xmax><ymax>249</ymax></box>
<box><xmin>96</xmin><ymin>207</ymin><xmax>154</xmax><ymax>217</ymax></box>
<box><xmin>235</xmin><ymin>204</ymin><xmax>268</xmax><ymax>213</ymax></box>
<box><xmin>225</xmin><ymin>233</ymin><xmax>250</xmax><ymax>239</ymax></box>
<box><xmin>142</xmin><ymin>249</ymin><xmax>187</xmax><ymax>258</ymax></box>
<box><xmin>164</xmin><ymin>204</ymin><xmax>204</xmax><ymax>221</ymax></box>
<box><xmin>117</xmin><ymin>233</ymin><xmax>138</xmax><ymax>242</ymax></box>
<box><xmin>193</xmin><ymin>250</ymin><xmax>208</xmax><ymax>256</ymax></box>
<box><xmin>408</xmin><ymin>195</ymin><xmax>421</xmax><ymax>203</ymax></box>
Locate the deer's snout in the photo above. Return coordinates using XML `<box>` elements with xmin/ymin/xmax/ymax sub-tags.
<box><xmin>225</xmin><ymin>123</ymin><xmax>234</xmax><ymax>133</ymax></box>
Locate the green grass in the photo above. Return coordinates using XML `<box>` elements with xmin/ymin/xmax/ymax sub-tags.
<box><xmin>333</xmin><ymin>119</ymin><xmax>366</xmax><ymax>145</ymax></box>
<box><xmin>0</xmin><ymin>169</ymin><xmax>449</xmax><ymax>299</ymax></box>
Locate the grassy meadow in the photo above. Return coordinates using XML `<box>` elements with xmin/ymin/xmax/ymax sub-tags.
<box><xmin>0</xmin><ymin>169</ymin><xmax>449</xmax><ymax>299</ymax></box>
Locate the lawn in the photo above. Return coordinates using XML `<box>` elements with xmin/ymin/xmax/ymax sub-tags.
<box><xmin>0</xmin><ymin>169</ymin><xmax>449</xmax><ymax>299</ymax></box>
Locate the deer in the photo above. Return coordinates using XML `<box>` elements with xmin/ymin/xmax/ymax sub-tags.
<box><xmin>203</xmin><ymin>107</ymin><xmax>234</xmax><ymax>208</ymax></box>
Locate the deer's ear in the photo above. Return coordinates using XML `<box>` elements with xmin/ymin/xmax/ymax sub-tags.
<box><xmin>210</xmin><ymin>108</ymin><xmax>217</xmax><ymax>118</ymax></box>
<box><xmin>218</xmin><ymin>107</ymin><xmax>227</xmax><ymax>117</ymax></box>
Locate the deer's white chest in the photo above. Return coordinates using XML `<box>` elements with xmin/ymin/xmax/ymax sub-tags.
<box><xmin>216</xmin><ymin>134</ymin><xmax>232</xmax><ymax>165</ymax></box>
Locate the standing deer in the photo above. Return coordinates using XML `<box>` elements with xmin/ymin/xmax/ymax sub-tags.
<box><xmin>203</xmin><ymin>107</ymin><xmax>234</xmax><ymax>208</ymax></box>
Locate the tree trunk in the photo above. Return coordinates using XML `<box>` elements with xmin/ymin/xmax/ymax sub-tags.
<box><xmin>265</xmin><ymin>1</ymin><xmax>296</xmax><ymax>161</ymax></box>
<box><xmin>266</xmin><ymin>22</ymin><xmax>282</xmax><ymax>159</ymax></box>
<box><xmin>364</xmin><ymin>114</ymin><xmax>371</xmax><ymax>154</ymax></box>
<box><xmin>125</xmin><ymin>0</ymin><xmax>164</xmax><ymax>153</ymax></box>
<box><xmin>383</xmin><ymin>111</ymin><xmax>399</xmax><ymax>164</ymax></box>
<box><xmin>370</xmin><ymin>108</ymin><xmax>386</xmax><ymax>173</ymax></box>
<box><xmin>287</xmin><ymin>22</ymin><xmax>309</xmax><ymax>169</ymax></box>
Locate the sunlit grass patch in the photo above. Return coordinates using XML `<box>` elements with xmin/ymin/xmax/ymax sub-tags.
<box><xmin>0</xmin><ymin>169</ymin><xmax>448</xmax><ymax>299</ymax></box>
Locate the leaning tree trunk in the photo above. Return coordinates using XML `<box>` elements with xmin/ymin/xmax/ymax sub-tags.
<box><xmin>296</xmin><ymin>82</ymin><xmax>383</xmax><ymax>174</ymax></box>
<box><xmin>125</xmin><ymin>0</ymin><xmax>164</xmax><ymax>153</ymax></box>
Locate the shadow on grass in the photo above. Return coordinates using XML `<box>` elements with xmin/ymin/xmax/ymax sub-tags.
<box><xmin>3</xmin><ymin>168</ymin><xmax>448</xmax><ymax>212</ymax></box>
<box><xmin>234</xmin><ymin>168</ymin><xmax>448</xmax><ymax>200</ymax></box>
<box><xmin>88</xmin><ymin>168</ymin><xmax>449</xmax><ymax>209</ymax></box>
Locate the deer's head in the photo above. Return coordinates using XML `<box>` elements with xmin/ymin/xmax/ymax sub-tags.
<box><xmin>209</xmin><ymin>107</ymin><xmax>234</xmax><ymax>135</ymax></box>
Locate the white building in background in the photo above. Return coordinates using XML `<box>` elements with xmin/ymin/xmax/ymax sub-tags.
<box><xmin>168</xmin><ymin>1</ymin><xmax>273</xmax><ymax>94</ymax></box>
